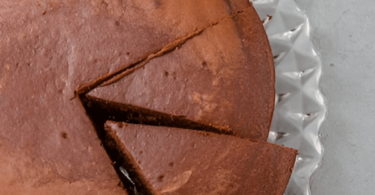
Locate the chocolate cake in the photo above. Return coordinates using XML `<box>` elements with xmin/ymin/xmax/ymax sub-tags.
<box><xmin>104</xmin><ymin>121</ymin><xmax>297</xmax><ymax>195</ymax></box>
<box><xmin>0</xmin><ymin>0</ymin><xmax>294</xmax><ymax>194</ymax></box>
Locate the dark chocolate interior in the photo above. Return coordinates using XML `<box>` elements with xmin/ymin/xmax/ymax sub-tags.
<box><xmin>79</xmin><ymin>95</ymin><xmax>233</xmax><ymax>195</ymax></box>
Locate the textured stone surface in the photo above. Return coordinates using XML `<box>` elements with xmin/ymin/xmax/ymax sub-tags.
<box><xmin>294</xmin><ymin>0</ymin><xmax>375</xmax><ymax>194</ymax></box>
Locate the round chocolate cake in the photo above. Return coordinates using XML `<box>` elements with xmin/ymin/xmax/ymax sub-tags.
<box><xmin>0</xmin><ymin>0</ymin><xmax>296</xmax><ymax>194</ymax></box>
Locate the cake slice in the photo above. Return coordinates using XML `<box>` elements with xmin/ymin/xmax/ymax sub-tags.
<box><xmin>104</xmin><ymin>121</ymin><xmax>297</xmax><ymax>195</ymax></box>
<box><xmin>88</xmin><ymin>0</ymin><xmax>275</xmax><ymax>141</ymax></box>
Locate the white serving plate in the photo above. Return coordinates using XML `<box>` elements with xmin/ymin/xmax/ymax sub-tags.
<box><xmin>253</xmin><ymin>0</ymin><xmax>327</xmax><ymax>194</ymax></box>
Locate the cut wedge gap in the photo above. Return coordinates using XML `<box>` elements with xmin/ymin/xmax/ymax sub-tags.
<box><xmin>81</xmin><ymin>95</ymin><xmax>233</xmax><ymax>135</ymax></box>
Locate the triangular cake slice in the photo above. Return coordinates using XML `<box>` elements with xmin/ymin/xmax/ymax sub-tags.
<box><xmin>88</xmin><ymin>0</ymin><xmax>275</xmax><ymax>142</ymax></box>
<box><xmin>104</xmin><ymin>121</ymin><xmax>297</xmax><ymax>195</ymax></box>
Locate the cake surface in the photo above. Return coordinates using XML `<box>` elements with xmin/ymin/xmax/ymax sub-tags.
<box><xmin>0</xmin><ymin>0</ymin><xmax>141</xmax><ymax>194</ymax></box>
<box><xmin>105</xmin><ymin>121</ymin><xmax>297</xmax><ymax>195</ymax></box>
<box><xmin>1</xmin><ymin>0</ymin><xmax>281</xmax><ymax>194</ymax></box>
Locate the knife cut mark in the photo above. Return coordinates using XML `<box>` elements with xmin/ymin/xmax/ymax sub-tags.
<box><xmin>74</xmin><ymin>8</ymin><xmax>250</xmax><ymax>97</ymax></box>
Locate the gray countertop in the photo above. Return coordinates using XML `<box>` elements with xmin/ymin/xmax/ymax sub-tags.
<box><xmin>294</xmin><ymin>0</ymin><xmax>375</xmax><ymax>194</ymax></box>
